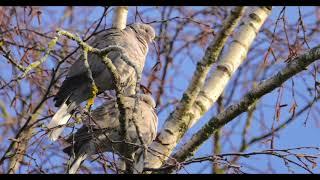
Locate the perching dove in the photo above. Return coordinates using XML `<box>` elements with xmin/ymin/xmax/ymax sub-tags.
<box><xmin>62</xmin><ymin>93</ymin><xmax>158</xmax><ymax>174</ymax></box>
<box><xmin>47</xmin><ymin>23</ymin><xmax>155</xmax><ymax>141</ymax></box>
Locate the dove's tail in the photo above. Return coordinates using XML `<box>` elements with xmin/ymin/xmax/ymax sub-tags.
<box><xmin>67</xmin><ymin>153</ymin><xmax>88</xmax><ymax>174</ymax></box>
<box><xmin>47</xmin><ymin>100</ymin><xmax>74</xmax><ymax>141</ymax></box>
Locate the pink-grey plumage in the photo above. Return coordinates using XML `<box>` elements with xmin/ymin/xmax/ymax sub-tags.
<box><xmin>47</xmin><ymin>23</ymin><xmax>155</xmax><ymax>141</ymax></box>
<box><xmin>63</xmin><ymin>94</ymin><xmax>158</xmax><ymax>174</ymax></box>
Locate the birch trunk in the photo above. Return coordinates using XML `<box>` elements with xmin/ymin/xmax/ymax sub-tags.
<box><xmin>173</xmin><ymin>44</ymin><xmax>320</xmax><ymax>162</ymax></box>
<box><xmin>144</xmin><ymin>6</ymin><xmax>272</xmax><ymax>170</ymax></box>
<box><xmin>112</xmin><ymin>6</ymin><xmax>128</xmax><ymax>30</ymax></box>
<box><xmin>189</xmin><ymin>6</ymin><xmax>271</xmax><ymax>128</ymax></box>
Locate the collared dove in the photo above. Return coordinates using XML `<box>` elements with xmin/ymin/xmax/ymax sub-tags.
<box><xmin>62</xmin><ymin>93</ymin><xmax>158</xmax><ymax>174</ymax></box>
<box><xmin>47</xmin><ymin>23</ymin><xmax>156</xmax><ymax>141</ymax></box>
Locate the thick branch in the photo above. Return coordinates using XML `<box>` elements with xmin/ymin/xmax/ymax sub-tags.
<box><xmin>172</xmin><ymin>44</ymin><xmax>320</xmax><ymax>163</ymax></box>
<box><xmin>189</xmin><ymin>6</ymin><xmax>272</xmax><ymax>128</ymax></box>
<box><xmin>144</xmin><ymin>6</ymin><xmax>246</xmax><ymax>170</ymax></box>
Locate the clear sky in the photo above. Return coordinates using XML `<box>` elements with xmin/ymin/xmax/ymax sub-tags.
<box><xmin>0</xmin><ymin>6</ymin><xmax>319</xmax><ymax>174</ymax></box>
<box><xmin>181</xmin><ymin>6</ymin><xmax>320</xmax><ymax>174</ymax></box>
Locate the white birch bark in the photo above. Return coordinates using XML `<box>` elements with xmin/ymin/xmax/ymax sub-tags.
<box><xmin>145</xmin><ymin>7</ymin><xmax>260</xmax><ymax>169</ymax></box>
<box><xmin>112</xmin><ymin>6</ymin><xmax>129</xmax><ymax>30</ymax></box>
<box><xmin>173</xmin><ymin>44</ymin><xmax>320</xmax><ymax>162</ymax></box>
<box><xmin>189</xmin><ymin>6</ymin><xmax>272</xmax><ymax>128</ymax></box>
<box><xmin>144</xmin><ymin>6</ymin><xmax>272</xmax><ymax>170</ymax></box>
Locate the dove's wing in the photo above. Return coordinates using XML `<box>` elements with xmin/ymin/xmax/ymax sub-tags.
<box><xmin>49</xmin><ymin>23</ymin><xmax>155</xmax><ymax>142</ymax></box>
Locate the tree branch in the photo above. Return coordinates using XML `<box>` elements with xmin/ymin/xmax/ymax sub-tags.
<box><xmin>172</xmin><ymin>43</ymin><xmax>320</xmax><ymax>163</ymax></box>
<box><xmin>144</xmin><ymin>6</ymin><xmax>263</xmax><ymax>171</ymax></box>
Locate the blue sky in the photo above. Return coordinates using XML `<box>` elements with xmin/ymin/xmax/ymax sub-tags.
<box><xmin>0</xmin><ymin>6</ymin><xmax>319</xmax><ymax>174</ymax></box>
<box><xmin>180</xmin><ymin>6</ymin><xmax>320</xmax><ymax>174</ymax></box>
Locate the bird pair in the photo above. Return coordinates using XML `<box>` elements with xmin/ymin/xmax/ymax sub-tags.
<box><xmin>46</xmin><ymin>23</ymin><xmax>157</xmax><ymax>174</ymax></box>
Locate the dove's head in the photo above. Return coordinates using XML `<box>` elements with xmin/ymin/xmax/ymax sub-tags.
<box><xmin>130</xmin><ymin>23</ymin><xmax>156</xmax><ymax>44</ymax></box>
